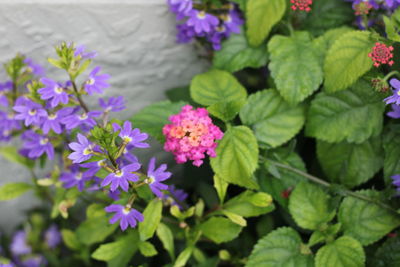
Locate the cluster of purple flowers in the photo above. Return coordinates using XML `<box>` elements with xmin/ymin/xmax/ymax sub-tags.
<box><xmin>347</xmin><ymin>0</ymin><xmax>400</xmax><ymax>29</ymax></box>
<box><xmin>167</xmin><ymin>0</ymin><xmax>244</xmax><ymax>50</ymax></box>
<box><xmin>0</xmin><ymin>225</ymin><xmax>61</xmax><ymax>267</ymax></box>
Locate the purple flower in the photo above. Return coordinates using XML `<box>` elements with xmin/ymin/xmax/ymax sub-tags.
<box><xmin>84</xmin><ymin>66</ymin><xmax>110</xmax><ymax>95</ymax></box>
<box><xmin>163</xmin><ymin>185</ymin><xmax>188</xmax><ymax>209</ymax></box>
<box><xmin>0</xmin><ymin>81</ymin><xmax>12</xmax><ymax>107</ymax></box>
<box><xmin>392</xmin><ymin>174</ymin><xmax>400</xmax><ymax>193</ymax></box>
<box><xmin>80</xmin><ymin>159</ymin><xmax>107</xmax><ymax>177</ymax></box>
<box><xmin>146</xmin><ymin>157</ymin><xmax>171</xmax><ymax>197</ymax></box>
<box><xmin>41</xmin><ymin>107</ymin><xmax>73</xmax><ymax>134</ymax></box>
<box><xmin>13</xmin><ymin>99</ymin><xmax>47</xmax><ymax>127</ymax></box>
<box><xmin>113</xmin><ymin>121</ymin><xmax>149</xmax><ymax>148</ymax></box>
<box><xmin>223</xmin><ymin>10</ymin><xmax>243</xmax><ymax>34</ymax></box>
<box><xmin>105</xmin><ymin>204</ymin><xmax>144</xmax><ymax>231</ymax></box>
<box><xmin>168</xmin><ymin>0</ymin><xmax>193</xmax><ymax>20</ymax></box>
<box><xmin>24</xmin><ymin>58</ymin><xmax>45</xmax><ymax>77</ymax></box>
<box><xmin>21</xmin><ymin>131</ymin><xmax>54</xmax><ymax>160</ymax></box>
<box><xmin>21</xmin><ymin>255</ymin><xmax>47</xmax><ymax>267</ymax></box>
<box><xmin>0</xmin><ymin>261</ymin><xmax>15</xmax><ymax>267</ymax></box>
<box><xmin>38</xmin><ymin>78</ymin><xmax>69</xmax><ymax>108</ymax></box>
<box><xmin>68</xmin><ymin>133</ymin><xmax>94</xmax><ymax>163</ymax></box>
<box><xmin>385</xmin><ymin>0</ymin><xmax>400</xmax><ymax>9</ymax></box>
<box><xmin>186</xmin><ymin>10</ymin><xmax>219</xmax><ymax>34</ymax></box>
<box><xmin>61</xmin><ymin>109</ymin><xmax>100</xmax><ymax>130</ymax></box>
<box><xmin>176</xmin><ymin>24</ymin><xmax>196</xmax><ymax>43</ymax></box>
<box><xmin>44</xmin><ymin>225</ymin><xmax>61</xmax><ymax>249</ymax></box>
<box><xmin>0</xmin><ymin>112</ymin><xmax>21</xmax><ymax>141</ymax></box>
<box><xmin>10</xmin><ymin>231</ymin><xmax>31</xmax><ymax>256</ymax></box>
<box><xmin>384</xmin><ymin>78</ymin><xmax>400</xmax><ymax>105</ymax></box>
<box><xmin>74</xmin><ymin>44</ymin><xmax>97</xmax><ymax>59</ymax></box>
<box><xmin>99</xmin><ymin>96</ymin><xmax>125</xmax><ymax>112</ymax></box>
<box><xmin>207</xmin><ymin>26</ymin><xmax>229</xmax><ymax>50</ymax></box>
<box><xmin>387</xmin><ymin>104</ymin><xmax>400</xmax><ymax>118</ymax></box>
<box><xmin>60</xmin><ymin>165</ymin><xmax>92</xmax><ymax>191</ymax></box>
<box><xmin>101</xmin><ymin>163</ymin><xmax>140</xmax><ymax>192</ymax></box>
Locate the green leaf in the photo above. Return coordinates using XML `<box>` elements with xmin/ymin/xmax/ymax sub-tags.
<box><xmin>86</xmin><ymin>203</ymin><xmax>106</xmax><ymax>219</ymax></box>
<box><xmin>308</xmin><ymin>223</ymin><xmax>342</xmax><ymax>247</ymax></box>
<box><xmin>130</xmin><ymin>101</ymin><xmax>186</xmax><ymax>143</ymax></box>
<box><xmin>139</xmin><ymin>198</ymin><xmax>163</xmax><ymax>241</ymax></box>
<box><xmin>315</xmin><ymin>236</ymin><xmax>365</xmax><ymax>267</ymax></box>
<box><xmin>338</xmin><ymin>190</ymin><xmax>400</xmax><ymax>246</ymax></box>
<box><xmin>76</xmin><ymin>215</ymin><xmax>117</xmax><ymax>245</ymax></box>
<box><xmin>156</xmin><ymin>223</ymin><xmax>175</xmax><ymax>260</ymax></box>
<box><xmin>240</xmin><ymin>89</ymin><xmax>306</xmax><ymax>147</ymax></box>
<box><xmin>246</xmin><ymin>0</ymin><xmax>286</xmax><ymax>46</ymax></box>
<box><xmin>174</xmin><ymin>246</ymin><xmax>194</xmax><ymax>267</ymax></box>
<box><xmin>317</xmin><ymin>138</ymin><xmax>383</xmax><ymax>188</ymax></box>
<box><xmin>306</xmin><ymin>79</ymin><xmax>385</xmax><ymax>143</ymax></box>
<box><xmin>268</xmin><ymin>32</ymin><xmax>323</xmax><ymax>104</ymax></box>
<box><xmin>139</xmin><ymin>241</ymin><xmax>158</xmax><ymax>257</ymax></box>
<box><xmin>107</xmin><ymin>232</ymin><xmax>140</xmax><ymax>267</ymax></box>
<box><xmin>0</xmin><ymin>182</ymin><xmax>32</xmax><ymax>201</ymax></box>
<box><xmin>324</xmin><ymin>31</ymin><xmax>374</xmax><ymax>92</ymax></box>
<box><xmin>223</xmin><ymin>191</ymin><xmax>274</xmax><ymax>217</ymax></box>
<box><xmin>213</xmin><ymin>174</ymin><xmax>228</xmax><ymax>204</ymax></box>
<box><xmin>383</xmin><ymin>124</ymin><xmax>400</xmax><ymax>184</ymax></box>
<box><xmin>61</xmin><ymin>229</ymin><xmax>82</xmax><ymax>251</ymax></box>
<box><xmin>190</xmin><ymin>69</ymin><xmax>247</xmax><ymax>120</ymax></box>
<box><xmin>384</xmin><ymin>16</ymin><xmax>400</xmax><ymax>42</ymax></box>
<box><xmin>302</xmin><ymin>0</ymin><xmax>353</xmax><ymax>36</ymax></box>
<box><xmin>246</xmin><ymin>227</ymin><xmax>314</xmax><ymax>267</ymax></box>
<box><xmin>371</xmin><ymin>236</ymin><xmax>400</xmax><ymax>267</ymax></box>
<box><xmin>47</xmin><ymin>58</ymin><xmax>64</xmax><ymax>69</ymax></box>
<box><xmin>210</xmin><ymin>126</ymin><xmax>259</xmax><ymax>189</ymax></box>
<box><xmin>288</xmin><ymin>182</ymin><xmax>335</xmax><ymax>230</ymax></box>
<box><xmin>92</xmin><ymin>232</ymin><xmax>139</xmax><ymax>262</ymax></box>
<box><xmin>200</xmin><ymin>217</ymin><xmax>242</xmax><ymax>244</ymax></box>
<box><xmin>0</xmin><ymin>146</ymin><xmax>34</xmax><ymax>168</ymax></box>
<box><xmin>213</xmin><ymin>29</ymin><xmax>268</xmax><ymax>73</ymax></box>
<box><xmin>222</xmin><ymin>210</ymin><xmax>247</xmax><ymax>226</ymax></box>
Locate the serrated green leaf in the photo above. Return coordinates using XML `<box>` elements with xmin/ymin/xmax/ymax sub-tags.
<box><xmin>223</xmin><ymin>191</ymin><xmax>274</xmax><ymax>217</ymax></box>
<box><xmin>383</xmin><ymin>124</ymin><xmax>400</xmax><ymax>184</ymax></box>
<box><xmin>130</xmin><ymin>101</ymin><xmax>186</xmax><ymax>143</ymax></box>
<box><xmin>338</xmin><ymin>190</ymin><xmax>400</xmax><ymax>246</ymax></box>
<box><xmin>91</xmin><ymin>232</ymin><xmax>139</xmax><ymax>262</ymax></box>
<box><xmin>246</xmin><ymin>0</ymin><xmax>286</xmax><ymax>46</ymax></box>
<box><xmin>268</xmin><ymin>32</ymin><xmax>323</xmax><ymax>104</ymax></box>
<box><xmin>210</xmin><ymin>126</ymin><xmax>259</xmax><ymax>189</ymax></box>
<box><xmin>324</xmin><ymin>31</ymin><xmax>374</xmax><ymax>92</ymax></box>
<box><xmin>0</xmin><ymin>146</ymin><xmax>34</xmax><ymax>168</ymax></box>
<box><xmin>0</xmin><ymin>182</ymin><xmax>32</xmax><ymax>201</ymax></box>
<box><xmin>200</xmin><ymin>217</ymin><xmax>242</xmax><ymax>244</ymax></box>
<box><xmin>139</xmin><ymin>241</ymin><xmax>158</xmax><ymax>257</ymax></box>
<box><xmin>302</xmin><ymin>0</ymin><xmax>353</xmax><ymax>36</ymax></box>
<box><xmin>317</xmin><ymin>138</ymin><xmax>383</xmax><ymax>188</ymax></box>
<box><xmin>315</xmin><ymin>236</ymin><xmax>365</xmax><ymax>267</ymax></box>
<box><xmin>156</xmin><ymin>223</ymin><xmax>175</xmax><ymax>261</ymax></box>
<box><xmin>289</xmin><ymin>182</ymin><xmax>335</xmax><ymax>230</ymax></box>
<box><xmin>76</xmin><ymin>215</ymin><xmax>117</xmax><ymax>245</ymax></box>
<box><xmin>139</xmin><ymin>198</ymin><xmax>163</xmax><ymax>241</ymax></box>
<box><xmin>61</xmin><ymin>229</ymin><xmax>82</xmax><ymax>251</ymax></box>
<box><xmin>240</xmin><ymin>89</ymin><xmax>306</xmax><ymax>147</ymax></box>
<box><xmin>306</xmin><ymin>79</ymin><xmax>385</xmax><ymax>143</ymax></box>
<box><xmin>371</xmin><ymin>236</ymin><xmax>400</xmax><ymax>267</ymax></box>
<box><xmin>213</xmin><ymin>29</ymin><xmax>268</xmax><ymax>72</ymax></box>
<box><xmin>190</xmin><ymin>69</ymin><xmax>247</xmax><ymax>120</ymax></box>
<box><xmin>246</xmin><ymin>227</ymin><xmax>314</xmax><ymax>267</ymax></box>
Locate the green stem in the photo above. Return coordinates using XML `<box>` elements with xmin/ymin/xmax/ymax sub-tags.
<box><xmin>383</xmin><ymin>70</ymin><xmax>400</xmax><ymax>83</ymax></box>
<box><xmin>69</xmin><ymin>79</ymin><xmax>89</xmax><ymax>113</ymax></box>
<box><xmin>268</xmin><ymin>160</ymin><xmax>400</xmax><ymax>216</ymax></box>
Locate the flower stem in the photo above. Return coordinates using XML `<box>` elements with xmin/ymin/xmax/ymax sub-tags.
<box><xmin>70</xmin><ymin>79</ymin><xmax>89</xmax><ymax>113</ymax></box>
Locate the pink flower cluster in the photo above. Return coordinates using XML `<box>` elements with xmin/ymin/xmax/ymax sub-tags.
<box><xmin>163</xmin><ymin>105</ymin><xmax>223</xmax><ymax>167</ymax></box>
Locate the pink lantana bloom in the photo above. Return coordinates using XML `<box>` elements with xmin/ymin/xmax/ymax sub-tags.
<box><xmin>163</xmin><ymin>105</ymin><xmax>223</xmax><ymax>167</ymax></box>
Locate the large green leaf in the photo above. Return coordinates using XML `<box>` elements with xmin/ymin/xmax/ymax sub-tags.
<box><xmin>61</xmin><ymin>229</ymin><xmax>82</xmax><ymax>251</ymax></box>
<box><xmin>156</xmin><ymin>223</ymin><xmax>175</xmax><ymax>260</ymax></box>
<box><xmin>317</xmin><ymin>138</ymin><xmax>383</xmax><ymax>188</ymax></box>
<box><xmin>246</xmin><ymin>227</ymin><xmax>314</xmax><ymax>267</ymax></box>
<box><xmin>190</xmin><ymin>69</ymin><xmax>247</xmax><ymax>121</ymax></box>
<box><xmin>223</xmin><ymin>191</ymin><xmax>274</xmax><ymax>217</ymax></box>
<box><xmin>213</xmin><ymin>29</ymin><xmax>268</xmax><ymax>73</ymax></box>
<box><xmin>268</xmin><ymin>31</ymin><xmax>323</xmax><ymax>104</ymax></box>
<box><xmin>240</xmin><ymin>89</ymin><xmax>306</xmax><ymax>147</ymax></box>
<box><xmin>371</xmin><ymin>236</ymin><xmax>400</xmax><ymax>267</ymax></box>
<box><xmin>200</xmin><ymin>217</ymin><xmax>242</xmax><ymax>244</ymax></box>
<box><xmin>0</xmin><ymin>146</ymin><xmax>34</xmax><ymax>169</ymax></box>
<box><xmin>306</xmin><ymin>79</ymin><xmax>385</xmax><ymax>143</ymax></box>
<box><xmin>338</xmin><ymin>190</ymin><xmax>400</xmax><ymax>246</ymax></box>
<box><xmin>76</xmin><ymin>215</ymin><xmax>118</xmax><ymax>245</ymax></box>
<box><xmin>324</xmin><ymin>31</ymin><xmax>374</xmax><ymax>92</ymax></box>
<box><xmin>302</xmin><ymin>0</ymin><xmax>353</xmax><ymax>36</ymax></box>
<box><xmin>383</xmin><ymin>124</ymin><xmax>400</xmax><ymax>184</ymax></box>
<box><xmin>246</xmin><ymin>0</ymin><xmax>286</xmax><ymax>46</ymax></box>
<box><xmin>139</xmin><ymin>198</ymin><xmax>163</xmax><ymax>241</ymax></box>
<box><xmin>0</xmin><ymin>182</ymin><xmax>32</xmax><ymax>201</ymax></box>
<box><xmin>288</xmin><ymin>182</ymin><xmax>335</xmax><ymax>231</ymax></box>
<box><xmin>130</xmin><ymin>101</ymin><xmax>186</xmax><ymax>143</ymax></box>
<box><xmin>315</xmin><ymin>236</ymin><xmax>365</xmax><ymax>267</ymax></box>
<box><xmin>210</xmin><ymin>126</ymin><xmax>259</xmax><ymax>189</ymax></box>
